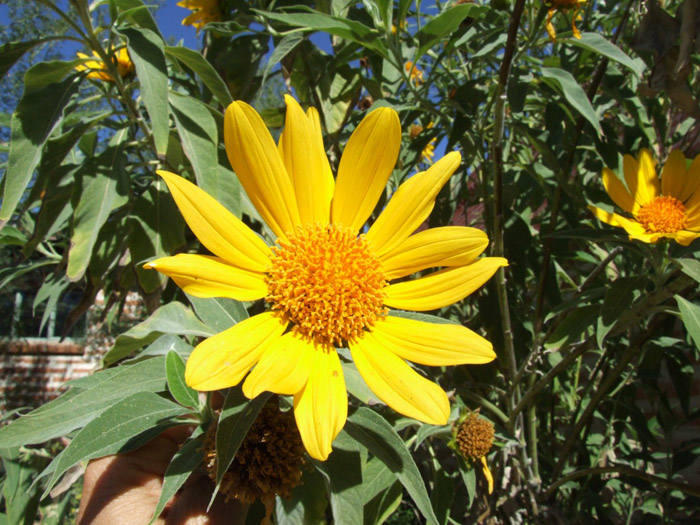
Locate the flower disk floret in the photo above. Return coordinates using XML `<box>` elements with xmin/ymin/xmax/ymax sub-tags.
<box><xmin>144</xmin><ymin>95</ymin><xmax>506</xmax><ymax>461</ymax></box>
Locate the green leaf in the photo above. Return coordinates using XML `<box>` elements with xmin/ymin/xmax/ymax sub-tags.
<box><xmin>104</xmin><ymin>302</ymin><xmax>214</xmax><ymax>365</ymax></box>
<box><xmin>169</xmin><ymin>93</ymin><xmax>220</xmax><ymax>195</ymax></box>
<box><xmin>430</xmin><ymin>467</ymin><xmax>454</xmax><ymax>524</ymax></box>
<box><xmin>545</xmin><ymin>304</ymin><xmax>599</xmax><ymax>349</ymax></box>
<box><xmin>0</xmin><ymin>357</ymin><xmax>167</xmax><ymax>448</ymax></box>
<box><xmin>24</xmin><ymin>59</ymin><xmax>85</xmax><ymax>90</ymax></box>
<box><xmin>129</xmin><ymin>179</ymin><xmax>186</xmax><ymax>292</ymax></box>
<box><xmin>262</xmin><ymin>33</ymin><xmax>304</xmax><ymax>86</ymax></box>
<box><xmin>111</xmin><ymin>0</ymin><xmax>163</xmax><ymax>37</ymax></box>
<box><xmin>417</xmin><ymin>4</ymin><xmax>488</xmax><ymax>58</ymax></box>
<box><xmin>43</xmin><ymin>391</ymin><xmax>190</xmax><ymax>498</ymax></box>
<box><xmin>388</xmin><ymin>309</ymin><xmax>461</xmax><ymax>325</ymax></box>
<box><xmin>66</xmin><ymin>128</ymin><xmax>129</xmax><ymax>281</ymax></box>
<box><xmin>275</xmin><ymin>467</ymin><xmax>328</xmax><ymax>525</ymax></box>
<box><xmin>149</xmin><ymin>434</ymin><xmax>204</xmax><ymax>524</ymax></box>
<box><xmin>186</xmin><ymin>293</ymin><xmax>248</xmax><ymax>333</ymax></box>
<box><xmin>345</xmin><ymin>408</ymin><xmax>439</xmax><ymax>524</ymax></box>
<box><xmin>0</xmin><ymin>447</ymin><xmax>44</xmax><ymax>525</ymax></box>
<box><xmin>596</xmin><ymin>277</ymin><xmax>643</xmax><ymax>348</ymax></box>
<box><xmin>675</xmin><ymin>295</ymin><xmax>700</xmax><ymax>352</ymax></box>
<box><xmin>458</xmin><ymin>458</ymin><xmax>476</xmax><ymax>509</ymax></box>
<box><xmin>0</xmin><ymin>260</ymin><xmax>58</xmax><ymax>289</ymax></box>
<box><xmin>364</xmin><ymin>481</ymin><xmax>401</xmax><ymax>525</ymax></box>
<box><xmin>117</xmin><ymin>26</ymin><xmax>169</xmax><ymax>155</ymax></box>
<box><xmin>212</xmin><ymin>388</ymin><xmax>271</xmax><ymax>501</ymax></box>
<box><xmin>0</xmin><ymin>74</ymin><xmax>80</xmax><ymax>226</ymax></box>
<box><xmin>674</xmin><ymin>258</ymin><xmax>700</xmax><ymax>284</ymax></box>
<box><xmin>567</xmin><ymin>32</ymin><xmax>644</xmax><ymax>77</ymax></box>
<box><xmin>314</xmin><ymin>432</ymin><xmax>364</xmax><ymax>525</ymax></box>
<box><xmin>166</xmin><ymin>351</ymin><xmax>200</xmax><ymax>408</ymax></box>
<box><xmin>540</xmin><ymin>67</ymin><xmax>603</xmax><ymax>137</ymax></box>
<box><xmin>164</xmin><ymin>46</ymin><xmax>233</xmax><ymax>107</ymax></box>
<box><xmin>136</xmin><ymin>334</ymin><xmax>193</xmax><ymax>361</ymax></box>
<box><xmin>0</xmin><ymin>38</ymin><xmax>65</xmax><ymax>79</ymax></box>
<box><xmin>259</xmin><ymin>10</ymin><xmax>389</xmax><ymax>58</ymax></box>
<box><xmin>0</xmin><ymin>225</ymin><xmax>27</xmax><ymax>246</ymax></box>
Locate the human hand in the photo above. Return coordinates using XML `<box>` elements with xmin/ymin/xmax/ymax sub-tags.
<box><xmin>77</xmin><ymin>425</ymin><xmax>246</xmax><ymax>524</ymax></box>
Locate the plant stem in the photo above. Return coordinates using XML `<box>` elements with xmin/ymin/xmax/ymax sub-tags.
<box><xmin>543</xmin><ymin>465</ymin><xmax>700</xmax><ymax>500</ymax></box>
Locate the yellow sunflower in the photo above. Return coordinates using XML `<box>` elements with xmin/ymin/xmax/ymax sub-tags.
<box><xmin>589</xmin><ymin>149</ymin><xmax>700</xmax><ymax>246</ymax></box>
<box><xmin>178</xmin><ymin>0</ymin><xmax>221</xmax><ymax>32</ymax></box>
<box><xmin>75</xmin><ymin>48</ymin><xmax>133</xmax><ymax>82</ymax></box>
<box><xmin>405</xmin><ymin>61</ymin><xmax>424</xmax><ymax>85</ymax></box>
<box><xmin>145</xmin><ymin>96</ymin><xmax>505</xmax><ymax>460</ymax></box>
<box><xmin>544</xmin><ymin>0</ymin><xmax>586</xmax><ymax>41</ymax></box>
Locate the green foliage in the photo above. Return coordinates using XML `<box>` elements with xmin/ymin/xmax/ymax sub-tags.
<box><xmin>2</xmin><ymin>0</ymin><xmax>700</xmax><ymax>523</ymax></box>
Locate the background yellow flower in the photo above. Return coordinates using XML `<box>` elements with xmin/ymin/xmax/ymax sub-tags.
<box><xmin>589</xmin><ymin>149</ymin><xmax>700</xmax><ymax>245</ymax></box>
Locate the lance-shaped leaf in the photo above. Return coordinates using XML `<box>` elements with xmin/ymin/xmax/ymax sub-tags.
<box><xmin>42</xmin><ymin>391</ymin><xmax>190</xmax><ymax>498</ymax></box>
<box><xmin>117</xmin><ymin>26</ymin><xmax>169</xmax><ymax>155</ymax></box>
<box><xmin>67</xmin><ymin>128</ymin><xmax>129</xmax><ymax>281</ymax></box>
<box><xmin>540</xmin><ymin>67</ymin><xmax>603</xmax><ymax>137</ymax></box>
<box><xmin>345</xmin><ymin>408</ymin><xmax>440</xmax><ymax>524</ymax></box>
<box><xmin>0</xmin><ymin>357</ymin><xmax>167</xmax><ymax>448</ymax></box>
<box><xmin>164</xmin><ymin>46</ymin><xmax>232</xmax><ymax>107</ymax></box>
<box><xmin>0</xmin><ymin>74</ymin><xmax>80</xmax><ymax>226</ymax></box>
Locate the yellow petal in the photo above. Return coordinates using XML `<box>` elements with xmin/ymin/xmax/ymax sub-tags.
<box><xmin>384</xmin><ymin>258</ymin><xmax>508</xmax><ymax>311</ymax></box>
<box><xmin>678</xmin><ymin>155</ymin><xmax>700</xmax><ymax>208</ymax></box>
<box><xmin>588</xmin><ymin>205</ymin><xmax>646</xmax><ymax>236</ymax></box>
<box><xmin>143</xmin><ymin>254</ymin><xmax>267</xmax><ymax>301</ymax></box>
<box><xmin>602</xmin><ymin>167</ymin><xmax>636</xmax><ymax>214</ymax></box>
<box><xmin>350</xmin><ymin>332</ymin><xmax>450</xmax><ymax>425</ymax></box>
<box><xmin>367</xmin><ymin>152</ymin><xmax>461</xmax><ymax>257</ymax></box>
<box><xmin>331</xmin><ymin>107</ymin><xmax>401</xmax><ymax>231</ymax></box>
<box><xmin>242</xmin><ymin>332</ymin><xmax>315</xmax><ymax>398</ymax></box>
<box><xmin>371</xmin><ymin>315</ymin><xmax>496</xmax><ymax>366</ymax></box>
<box><xmin>293</xmin><ymin>348</ymin><xmax>347</xmax><ymax>461</ymax></box>
<box><xmin>481</xmin><ymin>456</ymin><xmax>494</xmax><ymax>494</ymax></box>
<box><xmin>278</xmin><ymin>96</ymin><xmax>334</xmax><ymax>224</ymax></box>
<box><xmin>224</xmin><ymin>101</ymin><xmax>301</xmax><ymax>238</ymax></box>
<box><xmin>672</xmin><ymin>230</ymin><xmax>700</xmax><ymax>246</ymax></box>
<box><xmin>660</xmin><ymin>149</ymin><xmax>688</xmax><ymax>200</ymax></box>
<box><xmin>624</xmin><ymin>150</ymin><xmax>658</xmax><ymax>207</ymax></box>
<box><xmin>380</xmin><ymin>226</ymin><xmax>488</xmax><ymax>279</ymax></box>
<box><xmin>156</xmin><ymin>170</ymin><xmax>271</xmax><ymax>272</ymax></box>
<box><xmin>185</xmin><ymin>312</ymin><xmax>287</xmax><ymax>391</ymax></box>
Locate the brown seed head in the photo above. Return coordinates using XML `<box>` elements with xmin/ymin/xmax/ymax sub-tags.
<box><xmin>456</xmin><ymin>413</ymin><xmax>494</xmax><ymax>461</ymax></box>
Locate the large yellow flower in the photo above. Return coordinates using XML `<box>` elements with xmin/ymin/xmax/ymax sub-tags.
<box><xmin>544</xmin><ymin>0</ymin><xmax>586</xmax><ymax>41</ymax></box>
<box><xmin>589</xmin><ymin>149</ymin><xmax>700</xmax><ymax>246</ymax></box>
<box><xmin>178</xmin><ymin>0</ymin><xmax>221</xmax><ymax>32</ymax></box>
<box><xmin>75</xmin><ymin>48</ymin><xmax>133</xmax><ymax>82</ymax></box>
<box><xmin>145</xmin><ymin>96</ymin><xmax>505</xmax><ymax>460</ymax></box>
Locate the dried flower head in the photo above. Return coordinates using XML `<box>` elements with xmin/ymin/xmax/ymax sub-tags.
<box><xmin>203</xmin><ymin>401</ymin><xmax>306</xmax><ymax>509</ymax></box>
<box><xmin>456</xmin><ymin>412</ymin><xmax>494</xmax><ymax>461</ymax></box>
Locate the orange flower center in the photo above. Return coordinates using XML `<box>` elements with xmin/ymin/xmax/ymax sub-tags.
<box><xmin>266</xmin><ymin>224</ymin><xmax>387</xmax><ymax>346</ymax></box>
<box><xmin>635</xmin><ymin>196</ymin><xmax>687</xmax><ymax>234</ymax></box>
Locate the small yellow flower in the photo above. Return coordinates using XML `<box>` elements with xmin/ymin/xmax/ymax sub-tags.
<box><xmin>405</xmin><ymin>61</ymin><xmax>424</xmax><ymax>85</ymax></box>
<box><xmin>145</xmin><ymin>96</ymin><xmax>505</xmax><ymax>461</ymax></box>
<box><xmin>178</xmin><ymin>0</ymin><xmax>221</xmax><ymax>32</ymax></box>
<box><xmin>410</xmin><ymin>122</ymin><xmax>437</xmax><ymax>164</ymax></box>
<box><xmin>544</xmin><ymin>0</ymin><xmax>586</xmax><ymax>41</ymax></box>
<box><xmin>589</xmin><ymin>149</ymin><xmax>700</xmax><ymax>246</ymax></box>
<box><xmin>75</xmin><ymin>48</ymin><xmax>133</xmax><ymax>82</ymax></box>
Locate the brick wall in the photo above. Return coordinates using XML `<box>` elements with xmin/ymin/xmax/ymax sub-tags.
<box><xmin>0</xmin><ymin>291</ymin><xmax>145</xmax><ymax>412</ymax></box>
